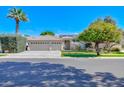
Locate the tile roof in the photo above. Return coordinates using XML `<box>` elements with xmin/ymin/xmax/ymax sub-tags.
<box><xmin>27</xmin><ymin>35</ymin><xmax>62</xmax><ymax>41</ymax></box>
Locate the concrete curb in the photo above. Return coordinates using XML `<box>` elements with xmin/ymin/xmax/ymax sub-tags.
<box><xmin>0</xmin><ymin>57</ymin><xmax>124</xmax><ymax>59</ymax></box>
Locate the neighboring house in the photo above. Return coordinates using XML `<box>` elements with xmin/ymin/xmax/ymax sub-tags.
<box><xmin>120</xmin><ymin>32</ymin><xmax>124</xmax><ymax>49</ymax></box>
<box><xmin>26</xmin><ymin>35</ymin><xmax>86</xmax><ymax>51</ymax></box>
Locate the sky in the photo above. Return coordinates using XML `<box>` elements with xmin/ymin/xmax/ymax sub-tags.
<box><xmin>0</xmin><ymin>6</ymin><xmax>124</xmax><ymax>36</ymax></box>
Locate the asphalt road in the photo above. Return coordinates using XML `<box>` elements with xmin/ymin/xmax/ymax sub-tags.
<box><xmin>0</xmin><ymin>58</ymin><xmax>124</xmax><ymax>78</ymax></box>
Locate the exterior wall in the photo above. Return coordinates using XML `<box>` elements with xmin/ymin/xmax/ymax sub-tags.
<box><xmin>120</xmin><ymin>35</ymin><xmax>124</xmax><ymax>49</ymax></box>
<box><xmin>86</xmin><ymin>43</ymin><xmax>121</xmax><ymax>51</ymax></box>
<box><xmin>26</xmin><ymin>35</ymin><xmax>89</xmax><ymax>51</ymax></box>
<box><xmin>70</xmin><ymin>41</ymin><xmax>86</xmax><ymax>50</ymax></box>
<box><xmin>64</xmin><ymin>40</ymin><xmax>70</xmax><ymax>50</ymax></box>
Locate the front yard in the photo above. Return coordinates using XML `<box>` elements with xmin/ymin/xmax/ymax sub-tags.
<box><xmin>0</xmin><ymin>53</ymin><xmax>7</xmax><ymax>57</ymax></box>
<box><xmin>61</xmin><ymin>51</ymin><xmax>124</xmax><ymax>57</ymax></box>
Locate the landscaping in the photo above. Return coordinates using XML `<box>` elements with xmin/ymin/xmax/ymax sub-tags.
<box><xmin>78</xmin><ymin>16</ymin><xmax>122</xmax><ymax>56</ymax></box>
<box><xmin>0</xmin><ymin>35</ymin><xmax>26</xmax><ymax>53</ymax></box>
<box><xmin>61</xmin><ymin>51</ymin><xmax>124</xmax><ymax>57</ymax></box>
<box><xmin>0</xmin><ymin>53</ymin><xmax>7</xmax><ymax>56</ymax></box>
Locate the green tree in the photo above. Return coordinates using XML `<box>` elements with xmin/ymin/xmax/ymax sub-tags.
<box><xmin>104</xmin><ymin>16</ymin><xmax>116</xmax><ymax>25</ymax></box>
<box><xmin>78</xmin><ymin>18</ymin><xmax>122</xmax><ymax>55</ymax></box>
<box><xmin>40</xmin><ymin>31</ymin><xmax>55</xmax><ymax>36</ymax></box>
<box><xmin>7</xmin><ymin>8</ymin><xmax>28</xmax><ymax>34</ymax></box>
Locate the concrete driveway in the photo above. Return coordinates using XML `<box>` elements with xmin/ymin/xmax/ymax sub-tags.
<box><xmin>2</xmin><ymin>51</ymin><xmax>61</xmax><ymax>58</ymax></box>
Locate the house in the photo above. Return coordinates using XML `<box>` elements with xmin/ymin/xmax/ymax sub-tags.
<box><xmin>26</xmin><ymin>35</ymin><xmax>86</xmax><ymax>51</ymax></box>
<box><xmin>27</xmin><ymin>35</ymin><xmax>64</xmax><ymax>51</ymax></box>
<box><xmin>59</xmin><ymin>35</ymin><xmax>85</xmax><ymax>50</ymax></box>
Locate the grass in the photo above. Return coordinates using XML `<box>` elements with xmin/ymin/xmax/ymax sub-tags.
<box><xmin>61</xmin><ymin>51</ymin><xmax>124</xmax><ymax>57</ymax></box>
<box><xmin>0</xmin><ymin>53</ymin><xmax>7</xmax><ymax>56</ymax></box>
<box><xmin>100</xmin><ymin>53</ymin><xmax>124</xmax><ymax>57</ymax></box>
<box><xmin>62</xmin><ymin>51</ymin><xmax>97</xmax><ymax>57</ymax></box>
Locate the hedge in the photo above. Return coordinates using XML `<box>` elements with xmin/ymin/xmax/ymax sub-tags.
<box><xmin>0</xmin><ymin>34</ymin><xmax>26</xmax><ymax>53</ymax></box>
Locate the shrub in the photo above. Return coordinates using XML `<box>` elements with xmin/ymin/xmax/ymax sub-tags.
<box><xmin>0</xmin><ymin>34</ymin><xmax>26</xmax><ymax>53</ymax></box>
<box><xmin>111</xmin><ymin>47</ymin><xmax>120</xmax><ymax>52</ymax></box>
<box><xmin>75</xmin><ymin>45</ymin><xmax>82</xmax><ymax>51</ymax></box>
<box><xmin>85</xmin><ymin>43</ymin><xmax>93</xmax><ymax>48</ymax></box>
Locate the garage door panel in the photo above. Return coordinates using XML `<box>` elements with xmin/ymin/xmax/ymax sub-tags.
<box><xmin>51</xmin><ymin>44</ymin><xmax>61</xmax><ymax>50</ymax></box>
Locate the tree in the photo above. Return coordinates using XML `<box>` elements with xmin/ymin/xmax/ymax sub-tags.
<box><xmin>40</xmin><ymin>31</ymin><xmax>55</xmax><ymax>36</ymax></box>
<box><xmin>104</xmin><ymin>28</ymin><xmax>123</xmax><ymax>52</ymax></box>
<box><xmin>104</xmin><ymin>16</ymin><xmax>116</xmax><ymax>25</ymax></box>
<box><xmin>7</xmin><ymin>8</ymin><xmax>28</xmax><ymax>34</ymax></box>
<box><xmin>78</xmin><ymin>18</ymin><xmax>122</xmax><ymax>55</ymax></box>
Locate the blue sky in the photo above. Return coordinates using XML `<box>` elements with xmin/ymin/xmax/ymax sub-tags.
<box><xmin>0</xmin><ymin>6</ymin><xmax>124</xmax><ymax>36</ymax></box>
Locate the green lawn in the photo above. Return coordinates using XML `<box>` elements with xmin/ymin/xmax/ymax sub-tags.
<box><xmin>0</xmin><ymin>53</ymin><xmax>7</xmax><ymax>56</ymax></box>
<box><xmin>100</xmin><ymin>54</ymin><xmax>124</xmax><ymax>57</ymax></box>
<box><xmin>61</xmin><ymin>51</ymin><xmax>124</xmax><ymax>57</ymax></box>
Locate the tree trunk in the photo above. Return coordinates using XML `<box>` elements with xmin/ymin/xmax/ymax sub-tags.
<box><xmin>104</xmin><ymin>42</ymin><xmax>111</xmax><ymax>53</ymax></box>
<box><xmin>16</xmin><ymin>20</ymin><xmax>19</xmax><ymax>35</ymax></box>
<box><xmin>95</xmin><ymin>42</ymin><xmax>100</xmax><ymax>56</ymax></box>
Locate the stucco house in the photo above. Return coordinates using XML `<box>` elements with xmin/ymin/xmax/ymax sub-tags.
<box><xmin>27</xmin><ymin>35</ymin><xmax>63</xmax><ymax>51</ymax></box>
<box><xmin>26</xmin><ymin>35</ymin><xmax>85</xmax><ymax>51</ymax></box>
<box><xmin>59</xmin><ymin>35</ymin><xmax>85</xmax><ymax>50</ymax></box>
<box><xmin>26</xmin><ymin>33</ymin><xmax>124</xmax><ymax>51</ymax></box>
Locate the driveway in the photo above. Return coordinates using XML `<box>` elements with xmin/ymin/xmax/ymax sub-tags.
<box><xmin>2</xmin><ymin>51</ymin><xmax>61</xmax><ymax>58</ymax></box>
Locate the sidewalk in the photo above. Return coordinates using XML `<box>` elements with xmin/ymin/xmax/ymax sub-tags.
<box><xmin>0</xmin><ymin>51</ymin><xmax>61</xmax><ymax>58</ymax></box>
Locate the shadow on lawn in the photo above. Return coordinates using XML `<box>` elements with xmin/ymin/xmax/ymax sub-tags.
<box><xmin>0</xmin><ymin>62</ymin><xmax>124</xmax><ymax>87</ymax></box>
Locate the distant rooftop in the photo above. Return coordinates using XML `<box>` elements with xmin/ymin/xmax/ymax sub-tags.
<box><xmin>59</xmin><ymin>34</ymin><xmax>77</xmax><ymax>37</ymax></box>
<box><xmin>27</xmin><ymin>35</ymin><xmax>62</xmax><ymax>41</ymax></box>
<box><xmin>59</xmin><ymin>34</ymin><xmax>77</xmax><ymax>40</ymax></box>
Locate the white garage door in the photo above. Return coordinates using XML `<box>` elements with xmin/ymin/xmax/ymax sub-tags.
<box><xmin>28</xmin><ymin>42</ymin><xmax>62</xmax><ymax>51</ymax></box>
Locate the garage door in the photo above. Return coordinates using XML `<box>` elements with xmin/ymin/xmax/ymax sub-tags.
<box><xmin>28</xmin><ymin>43</ymin><xmax>62</xmax><ymax>51</ymax></box>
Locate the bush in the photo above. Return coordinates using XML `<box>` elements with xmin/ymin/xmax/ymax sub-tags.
<box><xmin>111</xmin><ymin>47</ymin><xmax>120</xmax><ymax>52</ymax></box>
<box><xmin>75</xmin><ymin>45</ymin><xmax>82</xmax><ymax>51</ymax></box>
<box><xmin>85</xmin><ymin>43</ymin><xmax>93</xmax><ymax>48</ymax></box>
<box><xmin>0</xmin><ymin>34</ymin><xmax>26</xmax><ymax>53</ymax></box>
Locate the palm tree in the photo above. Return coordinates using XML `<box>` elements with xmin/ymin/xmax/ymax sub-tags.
<box><xmin>7</xmin><ymin>8</ymin><xmax>28</xmax><ymax>34</ymax></box>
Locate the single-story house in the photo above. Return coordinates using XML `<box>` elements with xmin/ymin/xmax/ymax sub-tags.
<box><xmin>26</xmin><ymin>34</ymin><xmax>124</xmax><ymax>51</ymax></box>
<box><xmin>27</xmin><ymin>35</ymin><xmax>64</xmax><ymax>51</ymax></box>
<box><xmin>26</xmin><ymin>35</ymin><xmax>85</xmax><ymax>51</ymax></box>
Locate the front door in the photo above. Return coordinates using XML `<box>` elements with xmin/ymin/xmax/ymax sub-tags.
<box><xmin>64</xmin><ymin>40</ymin><xmax>70</xmax><ymax>50</ymax></box>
